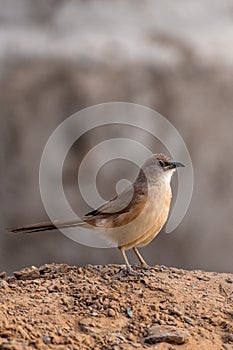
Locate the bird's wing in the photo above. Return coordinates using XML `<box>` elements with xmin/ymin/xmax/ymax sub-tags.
<box><xmin>83</xmin><ymin>185</ymin><xmax>135</xmax><ymax>218</ymax></box>
<box><xmin>82</xmin><ymin>180</ymin><xmax>149</xmax><ymax>231</ymax></box>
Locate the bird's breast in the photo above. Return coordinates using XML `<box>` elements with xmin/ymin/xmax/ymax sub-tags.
<box><xmin>118</xmin><ymin>185</ymin><xmax>172</xmax><ymax>249</ymax></box>
<box><xmin>91</xmin><ymin>182</ymin><xmax>172</xmax><ymax>248</ymax></box>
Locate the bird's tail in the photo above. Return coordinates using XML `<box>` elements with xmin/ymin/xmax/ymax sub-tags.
<box><xmin>7</xmin><ymin>220</ymin><xmax>84</xmax><ymax>234</ymax></box>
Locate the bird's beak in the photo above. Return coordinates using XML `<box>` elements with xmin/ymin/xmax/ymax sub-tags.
<box><xmin>170</xmin><ymin>161</ymin><xmax>185</xmax><ymax>169</ymax></box>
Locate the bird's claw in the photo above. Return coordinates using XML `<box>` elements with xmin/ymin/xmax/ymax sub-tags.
<box><xmin>120</xmin><ymin>265</ymin><xmax>151</xmax><ymax>277</ymax></box>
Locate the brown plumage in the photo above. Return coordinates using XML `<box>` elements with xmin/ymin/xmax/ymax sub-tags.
<box><xmin>8</xmin><ymin>153</ymin><xmax>184</xmax><ymax>273</ymax></box>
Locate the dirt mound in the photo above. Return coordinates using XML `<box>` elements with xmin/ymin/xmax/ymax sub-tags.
<box><xmin>0</xmin><ymin>264</ymin><xmax>232</xmax><ymax>349</ymax></box>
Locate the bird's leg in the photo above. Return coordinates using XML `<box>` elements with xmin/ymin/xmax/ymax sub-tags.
<box><xmin>119</xmin><ymin>246</ymin><xmax>132</xmax><ymax>272</ymax></box>
<box><xmin>133</xmin><ymin>247</ymin><xmax>151</xmax><ymax>269</ymax></box>
<box><xmin>118</xmin><ymin>247</ymin><xmax>144</xmax><ymax>276</ymax></box>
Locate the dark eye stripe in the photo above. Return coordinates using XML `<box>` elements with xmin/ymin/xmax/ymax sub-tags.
<box><xmin>159</xmin><ymin>161</ymin><xmax>170</xmax><ymax>167</ymax></box>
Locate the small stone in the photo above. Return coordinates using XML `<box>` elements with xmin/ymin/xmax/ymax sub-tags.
<box><xmin>14</xmin><ymin>266</ymin><xmax>40</xmax><ymax>281</ymax></box>
<box><xmin>145</xmin><ymin>325</ymin><xmax>190</xmax><ymax>345</ymax></box>
<box><xmin>0</xmin><ymin>280</ymin><xmax>8</xmax><ymax>288</ymax></box>
<box><xmin>226</xmin><ymin>333</ymin><xmax>233</xmax><ymax>342</ymax></box>
<box><xmin>226</xmin><ymin>278</ymin><xmax>233</xmax><ymax>284</ymax></box>
<box><xmin>42</xmin><ymin>335</ymin><xmax>51</xmax><ymax>344</ymax></box>
<box><xmin>127</xmin><ymin>333</ymin><xmax>134</xmax><ymax>341</ymax></box>
<box><xmin>6</xmin><ymin>276</ymin><xmax>16</xmax><ymax>283</ymax></box>
<box><xmin>126</xmin><ymin>308</ymin><xmax>133</xmax><ymax>318</ymax></box>
<box><xmin>38</xmin><ymin>264</ymin><xmax>52</xmax><ymax>274</ymax></box>
<box><xmin>170</xmin><ymin>307</ymin><xmax>182</xmax><ymax>317</ymax></box>
<box><xmin>91</xmin><ymin>312</ymin><xmax>98</xmax><ymax>317</ymax></box>
<box><xmin>57</xmin><ymin>329</ymin><xmax>63</xmax><ymax>336</ymax></box>
<box><xmin>154</xmin><ymin>312</ymin><xmax>160</xmax><ymax>321</ymax></box>
<box><xmin>184</xmin><ymin>317</ymin><xmax>193</xmax><ymax>324</ymax></box>
<box><xmin>111</xmin><ymin>333</ymin><xmax>125</xmax><ymax>341</ymax></box>
<box><xmin>197</xmin><ymin>275</ymin><xmax>210</xmax><ymax>281</ymax></box>
<box><xmin>61</xmin><ymin>298</ymin><xmax>69</xmax><ymax>306</ymax></box>
<box><xmin>58</xmin><ymin>264</ymin><xmax>69</xmax><ymax>273</ymax></box>
<box><xmin>108</xmin><ymin>308</ymin><xmax>116</xmax><ymax>317</ymax></box>
<box><xmin>150</xmin><ymin>304</ymin><xmax>156</xmax><ymax>311</ymax></box>
<box><xmin>0</xmin><ymin>271</ymin><xmax>6</xmax><ymax>279</ymax></box>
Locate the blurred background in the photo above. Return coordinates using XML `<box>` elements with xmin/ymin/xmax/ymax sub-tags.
<box><xmin>1</xmin><ymin>0</ymin><xmax>233</xmax><ymax>275</ymax></box>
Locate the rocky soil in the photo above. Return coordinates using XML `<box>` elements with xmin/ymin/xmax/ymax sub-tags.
<box><xmin>0</xmin><ymin>264</ymin><xmax>232</xmax><ymax>349</ymax></box>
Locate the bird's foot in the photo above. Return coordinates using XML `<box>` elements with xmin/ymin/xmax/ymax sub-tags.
<box><xmin>140</xmin><ymin>263</ymin><xmax>152</xmax><ymax>270</ymax></box>
<box><xmin>119</xmin><ymin>265</ymin><xmax>154</xmax><ymax>277</ymax></box>
<box><xmin>119</xmin><ymin>265</ymin><xmax>145</xmax><ymax>277</ymax></box>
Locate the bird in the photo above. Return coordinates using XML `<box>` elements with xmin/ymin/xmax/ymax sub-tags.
<box><xmin>8</xmin><ymin>153</ymin><xmax>184</xmax><ymax>274</ymax></box>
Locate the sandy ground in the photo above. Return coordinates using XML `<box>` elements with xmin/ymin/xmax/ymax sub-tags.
<box><xmin>0</xmin><ymin>263</ymin><xmax>232</xmax><ymax>350</ymax></box>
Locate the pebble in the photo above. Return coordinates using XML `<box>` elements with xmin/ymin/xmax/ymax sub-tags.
<box><xmin>170</xmin><ymin>307</ymin><xmax>182</xmax><ymax>317</ymax></box>
<box><xmin>111</xmin><ymin>332</ymin><xmax>125</xmax><ymax>341</ymax></box>
<box><xmin>14</xmin><ymin>267</ymin><xmax>40</xmax><ymax>281</ymax></box>
<box><xmin>226</xmin><ymin>277</ymin><xmax>233</xmax><ymax>284</ymax></box>
<box><xmin>0</xmin><ymin>280</ymin><xmax>8</xmax><ymax>288</ymax></box>
<box><xmin>108</xmin><ymin>308</ymin><xmax>116</xmax><ymax>317</ymax></box>
<box><xmin>127</xmin><ymin>333</ymin><xmax>134</xmax><ymax>341</ymax></box>
<box><xmin>197</xmin><ymin>275</ymin><xmax>210</xmax><ymax>281</ymax></box>
<box><xmin>0</xmin><ymin>272</ymin><xmax>6</xmax><ymax>279</ymax></box>
<box><xmin>91</xmin><ymin>311</ymin><xmax>98</xmax><ymax>317</ymax></box>
<box><xmin>226</xmin><ymin>333</ymin><xmax>233</xmax><ymax>342</ymax></box>
<box><xmin>145</xmin><ymin>325</ymin><xmax>190</xmax><ymax>345</ymax></box>
<box><xmin>42</xmin><ymin>335</ymin><xmax>51</xmax><ymax>344</ymax></box>
<box><xmin>126</xmin><ymin>308</ymin><xmax>133</xmax><ymax>318</ymax></box>
<box><xmin>184</xmin><ymin>317</ymin><xmax>193</xmax><ymax>325</ymax></box>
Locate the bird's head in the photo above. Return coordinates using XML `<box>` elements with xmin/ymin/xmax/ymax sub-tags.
<box><xmin>141</xmin><ymin>153</ymin><xmax>185</xmax><ymax>184</ymax></box>
<box><xmin>155</xmin><ymin>153</ymin><xmax>185</xmax><ymax>172</ymax></box>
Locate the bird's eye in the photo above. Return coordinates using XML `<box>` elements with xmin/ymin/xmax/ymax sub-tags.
<box><xmin>158</xmin><ymin>160</ymin><xmax>170</xmax><ymax>168</ymax></box>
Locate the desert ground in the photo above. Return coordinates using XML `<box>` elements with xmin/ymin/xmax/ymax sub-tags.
<box><xmin>0</xmin><ymin>263</ymin><xmax>232</xmax><ymax>350</ymax></box>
